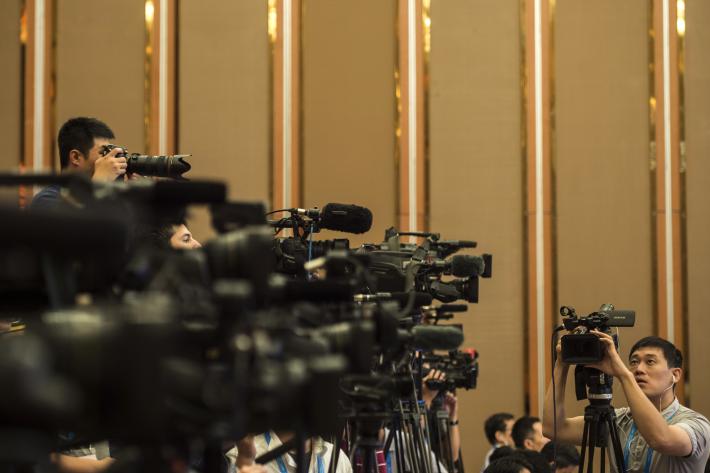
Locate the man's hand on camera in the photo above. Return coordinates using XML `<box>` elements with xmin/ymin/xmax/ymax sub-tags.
<box><xmin>235</xmin><ymin>435</ymin><xmax>257</xmax><ymax>468</ymax></box>
<box><xmin>422</xmin><ymin>369</ymin><xmax>445</xmax><ymax>408</ymax></box>
<box><xmin>92</xmin><ymin>147</ymin><xmax>127</xmax><ymax>182</ymax></box>
<box><xmin>585</xmin><ymin>330</ymin><xmax>630</xmax><ymax>378</ymax></box>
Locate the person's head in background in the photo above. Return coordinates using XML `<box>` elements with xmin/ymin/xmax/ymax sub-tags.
<box><xmin>485</xmin><ymin>413</ymin><xmax>516</xmax><ymax>448</ymax></box>
<box><xmin>484</xmin><ymin>457</ymin><xmax>532</xmax><ymax>473</ymax></box>
<box><xmin>512</xmin><ymin>416</ymin><xmax>549</xmax><ymax>452</ymax></box>
<box><xmin>150</xmin><ymin>221</ymin><xmax>201</xmax><ymax>250</ymax></box>
<box><xmin>540</xmin><ymin>442</ymin><xmax>580</xmax><ymax>473</ymax></box>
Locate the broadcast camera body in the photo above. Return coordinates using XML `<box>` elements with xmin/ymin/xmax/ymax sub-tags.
<box><xmin>559</xmin><ymin>304</ymin><xmax>635</xmax><ymax>401</ymax></box>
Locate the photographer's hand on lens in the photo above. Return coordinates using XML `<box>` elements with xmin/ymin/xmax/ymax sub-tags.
<box><xmin>422</xmin><ymin>369</ymin><xmax>445</xmax><ymax>408</ymax></box>
<box><xmin>584</xmin><ymin>329</ymin><xmax>630</xmax><ymax>378</ymax></box>
<box><xmin>92</xmin><ymin>147</ymin><xmax>127</xmax><ymax>182</ymax></box>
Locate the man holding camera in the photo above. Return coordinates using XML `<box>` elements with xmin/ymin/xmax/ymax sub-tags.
<box><xmin>31</xmin><ymin>117</ymin><xmax>129</xmax><ymax>209</ymax></box>
<box><xmin>543</xmin><ymin>333</ymin><xmax>710</xmax><ymax>472</ymax></box>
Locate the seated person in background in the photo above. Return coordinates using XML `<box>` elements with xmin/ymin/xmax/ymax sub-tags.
<box><xmin>32</xmin><ymin>117</ymin><xmax>128</xmax><ymax>210</ymax></box>
<box><xmin>482</xmin><ymin>413</ymin><xmax>515</xmax><ymax>470</ymax></box>
<box><xmin>149</xmin><ymin>221</ymin><xmax>202</xmax><ymax>250</ymax></box>
<box><xmin>226</xmin><ymin>432</ymin><xmax>352</xmax><ymax>473</ymax></box>
<box><xmin>512</xmin><ymin>417</ymin><xmax>549</xmax><ymax>453</ymax></box>
<box><xmin>484</xmin><ymin>456</ymin><xmax>533</xmax><ymax>473</ymax></box>
<box><xmin>540</xmin><ymin>442</ymin><xmax>579</xmax><ymax>473</ymax></box>
<box><xmin>543</xmin><ymin>334</ymin><xmax>710</xmax><ymax>473</ymax></box>
<box><xmin>486</xmin><ymin>447</ymin><xmax>550</xmax><ymax>473</ymax></box>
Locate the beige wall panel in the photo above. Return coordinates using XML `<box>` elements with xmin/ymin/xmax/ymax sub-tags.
<box><xmin>555</xmin><ymin>1</ymin><xmax>652</xmax><ymax>417</ymax></box>
<box><xmin>429</xmin><ymin>0</ymin><xmax>524</xmax><ymax>469</ymax></box>
<box><xmin>179</xmin><ymin>0</ymin><xmax>269</xmax><ymax>240</ymax></box>
<box><xmin>56</xmin><ymin>0</ymin><xmax>145</xmax><ymax>164</ymax></box>
<box><xmin>0</xmin><ymin>0</ymin><xmax>22</xmax><ymax>204</ymax></box>
<box><xmin>685</xmin><ymin>0</ymin><xmax>710</xmax><ymax>414</ymax></box>
<box><xmin>301</xmin><ymin>0</ymin><xmax>397</xmax><ymax>246</ymax></box>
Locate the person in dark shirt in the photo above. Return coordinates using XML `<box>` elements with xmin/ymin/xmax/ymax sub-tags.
<box><xmin>31</xmin><ymin>117</ymin><xmax>128</xmax><ymax>210</ymax></box>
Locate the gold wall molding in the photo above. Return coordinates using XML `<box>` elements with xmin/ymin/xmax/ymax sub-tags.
<box><xmin>144</xmin><ymin>0</ymin><xmax>177</xmax><ymax>155</ymax></box>
<box><xmin>271</xmin><ymin>0</ymin><xmax>302</xmax><ymax>211</ymax></box>
<box><xmin>523</xmin><ymin>0</ymin><xmax>555</xmax><ymax>417</ymax></box>
<box><xmin>650</xmin><ymin>0</ymin><xmax>687</xmax><ymax>403</ymax></box>
<box><xmin>22</xmin><ymin>0</ymin><xmax>55</xmax><ymax>177</ymax></box>
<box><xmin>397</xmin><ymin>0</ymin><xmax>428</xmax><ymax>236</ymax></box>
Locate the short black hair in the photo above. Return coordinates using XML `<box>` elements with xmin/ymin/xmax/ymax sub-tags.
<box><xmin>58</xmin><ymin>117</ymin><xmax>114</xmax><ymax>169</ymax></box>
<box><xmin>541</xmin><ymin>442</ymin><xmax>580</xmax><ymax>468</ymax></box>
<box><xmin>515</xmin><ymin>450</ymin><xmax>551</xmax><ymax>473</ymax></box>
<box><xmin>489</xmin><ymin>446</ymin><xmax>516</xmax><ymax>464</ymax></box>
<box><xmin>485</xmin><ymin>412</ymin><xmax>515</xmax><ymax>445</ymax></box>
<box><xmin>484</xmin><ymin>457</ymin><xmax>532</xmax><ymax>473</ymax></box>
<box><xmin>512</xmin><ymin>416</ymin><xmax>541</xmax><ymax>449</ymax></box>
<box><xmin>629</xmin><ymin>336</ymin><xmax>683</xmax><ymax>369</ymax></box>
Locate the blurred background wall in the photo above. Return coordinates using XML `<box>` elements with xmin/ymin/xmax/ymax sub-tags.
<box><xmin>1</xmin><ymin>0</ymin><xmax>709</xmax><ymax>469</ymax></box>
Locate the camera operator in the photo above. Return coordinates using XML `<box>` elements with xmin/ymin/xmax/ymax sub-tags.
<box><xmin>543</xmin><ymin>332</ymin><xmax>710</xmax><ymax>472</ymax></box>
<box><xmin>31</xmin><ymin>117</ymin><xmax>129</xmax><ymax>210</ymax></box>
<box><xmin>422</xmin><ymin>368</ymin><xmax>461</xmax><ymax>464</ymax></box>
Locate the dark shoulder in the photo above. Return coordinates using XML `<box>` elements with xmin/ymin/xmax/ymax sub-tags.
<box><xmin>30</xmin><ymin>185</ymin><xmax>62</xmax><ymax>210</ymax></box>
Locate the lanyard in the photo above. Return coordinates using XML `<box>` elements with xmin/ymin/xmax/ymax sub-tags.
<box><xmin>264</xmin><ymin>433</ymin><xmax>325</xmax><ymax>473</ymax></box>
<box><xmin>623</xmin><ymin>407</ymin><xmax>679</xmax><ymax>473</ymax></box>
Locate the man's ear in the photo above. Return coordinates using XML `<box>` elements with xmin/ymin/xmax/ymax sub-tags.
<box><xmin>523</xmin><ymin>438</ymin><xmax>534</xmax><ymax>450</ymax></box>
<box><xmin>494</xmin><ymin>431</ymin><xmax>507</xmax><ymax>445</ymax></box>
<box><xmin>68</xmin><ymin>149</ymin><xmax>83</xmax><ymax>167</ymax></box>
<box><xmin>671</xmin><ymin>367</ymin><xmax>682</xmax><ymax>384</ymax></box>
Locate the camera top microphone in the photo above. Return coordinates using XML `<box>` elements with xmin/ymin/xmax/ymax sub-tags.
<box><xmin>287</xmin><ymin>203</ymin><xmax>373</xmax><ymax>234</ymax></box>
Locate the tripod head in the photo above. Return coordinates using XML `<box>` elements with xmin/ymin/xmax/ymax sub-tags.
<box><xmin>574</xmin><ymin>366</ymin><xmax>614</xmax><ymax>403</ymax></box>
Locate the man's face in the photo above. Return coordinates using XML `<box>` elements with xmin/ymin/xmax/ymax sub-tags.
<box><xmin>629</xmin><ymin>347</ymin><xmax>679</xmax><ymax>399</ymax></box>
<box><xmin>525</xmin><ymin>421</ymin><xmax>550</xmax><ymax>452</ymax></box>
<box><xmin>72</xmin><ymin>137</ymin><xmax>111</xmax><ymax>175</ymax></box>
<box><xmin>170</xmin><ymin>224</ymin><xmax>202</xmax><ymax>250</ymax></box>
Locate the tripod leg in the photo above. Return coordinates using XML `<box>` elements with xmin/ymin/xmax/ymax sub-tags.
<box><xmin>599</xmin><ymin>445</ymin><xmax>606</xmax><ymax>473</ymax></box>
<box><xmin>586</xmin><ymin>418</ymin><xmax>597</xmax><ymax>473</ymax></box>
<box><xmin>579</xmin><ymin>420</ymin><xmax>590</xmax><ymax>473</ymax></box>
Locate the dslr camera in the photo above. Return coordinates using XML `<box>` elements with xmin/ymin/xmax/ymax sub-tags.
<box><xmin>99</xmin><ymin>144</ymin><xmax>192</xmax><ymax>179</ymax></box>
<box><xmin>560</xmin><ymin>304</ymin><xmax>635</xmax><ymax>364</ymax></box>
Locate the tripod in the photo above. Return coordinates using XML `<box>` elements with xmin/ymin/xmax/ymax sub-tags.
<box><xmin>575</xmin><ymin>367</ymin><xmax>626</xmax><ymax>473</ymax></box>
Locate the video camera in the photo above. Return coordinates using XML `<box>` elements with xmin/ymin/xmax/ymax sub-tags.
<box><xmin>559</xmin><ymin>304</ymin><xmax>635</xmax><ymax>364</ymax></box>
<box><xmin>422</xmin><ymin>348</ymin><xmax>479</xmax><ymax>391</ymax></box>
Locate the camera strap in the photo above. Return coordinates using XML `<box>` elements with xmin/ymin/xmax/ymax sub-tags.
<box><xmin>623</xmin><ymin>406</ymin><xmax>679</xmax><ymax>473</ymax></box>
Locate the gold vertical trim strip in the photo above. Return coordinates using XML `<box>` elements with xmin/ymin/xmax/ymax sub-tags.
<box><xmin>421</xmin><ymin>0</ymin><xmax>431</xmax><ymax>231</ymax></box>
<box><xmin>523</xmin><ymin>0</ymin><xmax>555</xmax><ymax>416</ymax></box>
<box><xmin>270</xmin><ymin>0</ymin><xmax>301</xmax><ymax>211</ymax></box>
<box><xmin>144</xmin><ymin>0</ymin><xmax>155</xmax><ymax>154</ymax></box>
<box><xmin>267</xmin><ymin>0</ymin><xmax>277</xmax><ymax>210</ymax></box>
<box><xmin>397</xmin><ymin>0</ymin><xmax>426</xmax><ymax>236</ymax></box>
<box><xmin>651</xmin><ymin>0</ymin><xmax>686</xmax><ymax>403</ymax></box>
<box><xmin>676</xmin><ymin>0</ymin><xmax>690</xmax><ymax>406</ymax></box>
<box><xmin>144</xmin><ymin>0</ymin><xmax>175</xmax><ymax>155</ymax></box>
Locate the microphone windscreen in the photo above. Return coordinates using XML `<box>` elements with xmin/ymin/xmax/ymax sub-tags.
<box><xmin>450</xmin><ymin>255</ymin><xmax>485</xmax><ymax>278</ymax></box>
<box><xmin>410</xmin><ymin>325</ymin><xmax>464</xmax><ymax>350</ymax></box>
<box><xmin>320</xmin><ymin>203</ymin><xmax>373</xmax><ymax>234</ymax></box>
